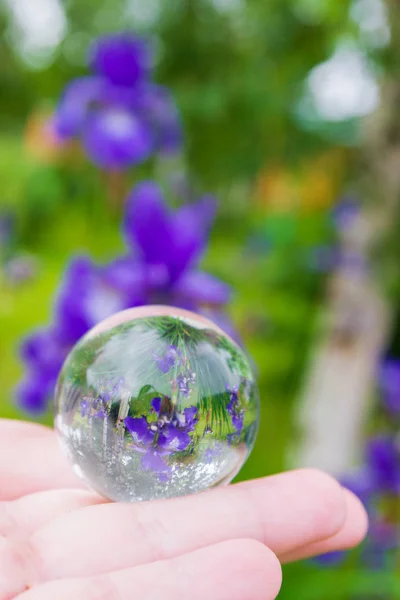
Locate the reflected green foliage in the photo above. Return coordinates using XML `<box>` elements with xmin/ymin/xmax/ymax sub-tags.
<box><xmin>55</xmin><ymin>313</ymin><xmax>258</xmax><ymax>501</ymax></box>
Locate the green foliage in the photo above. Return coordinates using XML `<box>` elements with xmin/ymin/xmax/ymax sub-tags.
<box><xmin>0</xmin><ymin>0</ymin><xmax>367</xmax><ymax>187</ymax></box>
<box><xmin>281</xmin><ymin>562</ymin><xmax>400</xmax><ymax>600</ymax></box>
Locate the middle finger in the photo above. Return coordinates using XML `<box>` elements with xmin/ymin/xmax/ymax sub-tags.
<box><xmin>2</xmin><ymin>469</ymin><xmax>351</xmax><ymax>589</ymax></box>
<box><xmin>0</xmin><ymin>490</ymin><xmax>105</xmax><ymax>539</ymax></box>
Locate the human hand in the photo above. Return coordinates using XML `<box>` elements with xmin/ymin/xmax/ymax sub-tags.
<box><xmin>0</xmin><ymin>419</ymin><xmax>368</xmax><ymax>600</ymax></box>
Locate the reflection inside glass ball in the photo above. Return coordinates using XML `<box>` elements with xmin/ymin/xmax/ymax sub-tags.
<box><xmin>54</xmin><ymin>308</ymin><xmax>259</xmax><ymax>502</ymax></box>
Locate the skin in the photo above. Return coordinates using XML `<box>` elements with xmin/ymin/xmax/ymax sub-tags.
<box><xmin>0</xmin><ymin>420</ymin><xmax>368</xmax><ymax>600</ymax></box>
<box><xmin>0</xmin><ymin>308</ymin><xmax>368</xmax><ymax>599</ymax></box>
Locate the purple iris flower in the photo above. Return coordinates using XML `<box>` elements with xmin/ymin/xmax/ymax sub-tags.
<box><xmin>18</xmin><ymin>182</ymin><xmax>233</xmax><ymax>414</ymax></box>
<box><xmin>90</xmin><ymin>34</ymin><xmax>152</xmax><ymax>87</ymax></box>
<box><xmin>322</xmin><ymin>352</ymin><xmax>400</xmax><ymax>574</ymax></box>
<box><xmin>176</xmin><ymin>371</ymin><xmax>196</xmax><ymax>398</ymax></box>
<box><xmin>328</xmin><ymin>437</ymin><xmax>399</xmax><ymax>572</ymax></box>
<box><xmin>16</xmin><ymin>372</ymin><xmax>56</xmax><ymax>415</ymax></box>
<box><xmin>331</xmin><ymin>196</ymin><xmax>360</xmax><ymax>232</ymax></box>
<box><xmin>53</xmin><ymin>77</ymin><xmax>154</xmax><ymax>169</ymax></box>
<box><xmin>366</xmin><ymin>436</ymin><xmax>400</xmax><ymax>495</ymax></box>
<box><xmin>362</xmin><ymin>519</ymin><xmax>398</xmax><ymax>569</ymax></box>
<box><xmin>20</xmin><ymin>328</ymin><xmax>66</xmax><ymax>378</ymax></box>
<box><xmin>53</xmin><ymin>77</ymin><xmax>103</xmax><ymax>140</ymax></box>
<box><xmin>312</xmin><ymin>550</ymin><xmax>347</xmax><ymax>567</ymax></box>
<box><xmin>379</xmin><ymin>360</ymin><xmax>400</xmax><ymax>414</ymax></box>
<box><xmin>122</xmin><ymin>181</ymin><xmax>231</xmax><ymax>305</ymax></box>
<box><xmin>52</xmin><ymin>34</ymin><xmax>181</xmax><ymax>169</ymax></box>
<box><xmin>54</xmin><ymin>256</ymin><xmax>134</xmax><ymax>345</ymax></box>
<box><xmin>17</xmin><ymin>328</ymin><xmax>68</xmax><ymax>414</ymax></box>
<box><xmin>141</xmin><ymin>85</ymin><xmax>183</xmax><ymax>154</ymax></box>
<box><xmin>17</xmin><ymin>256</ymin><xmax>133</xmax><ymax>413</ymax></box>
<box><xmin>82</xmin><ymin>108</ymin><xmax>154</xmax><ymax>169</ymax></box>
<box><xmin>341</xmin><ymin>469</ymin><xmax>374</xmax><ymax>507</ymax></box>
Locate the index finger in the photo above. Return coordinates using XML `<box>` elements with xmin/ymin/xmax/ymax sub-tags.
<box><xmin>5</xmin><ymin>469</ymin><xmax>364</xmax><ymax>587</ymax></box>
<box><xmin>0</xmin><ymin>420</ymin><xmax>84</xmax><ymax>500</ymax></box>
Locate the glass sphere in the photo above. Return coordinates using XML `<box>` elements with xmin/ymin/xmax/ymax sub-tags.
<box><xmin>54</xmin><ymin>307</ymin><xmax>259</xmax><ymax>502</ymax></box>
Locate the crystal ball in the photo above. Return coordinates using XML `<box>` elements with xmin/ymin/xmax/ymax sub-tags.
<box><xmin>54</xmin><ymin>306</ymin><xmax>259</xmax><ymax>502</ymax></box>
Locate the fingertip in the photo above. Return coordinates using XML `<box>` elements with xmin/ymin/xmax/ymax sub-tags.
<box><xmin>217</xmin><ymin>539</ymin><xmax>282</xmax><ymax>600</ymax></box>
<box><xmin>340</xmin><ymin>489</ymin><xmax>369</xmax><ymax>548</ymax></box>
<box><xmin>279</xmin><ymin>487</ymin><xmax>370</xmax><ymax>564</ymax></box>
<box><xmin>0</xmin><ymin>419</ymin><xmax>52</xmax><ymax>439</ymax></box>
<box><xmin>290</xmin><ymin>469</ymin><xmax>347</xmax><ymax>539</ymax></box>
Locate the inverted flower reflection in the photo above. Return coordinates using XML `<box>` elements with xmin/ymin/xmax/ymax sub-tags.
<box><xmin>124</xmin><ymin>396</ymin><xmax>199</xmax><ymax>482</ymax></box>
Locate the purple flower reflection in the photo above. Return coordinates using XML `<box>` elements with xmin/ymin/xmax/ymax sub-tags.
<box><xmin>79</xmin><ymin>377</ymin><xmax>122</xmax><ymax>421</ymax></box>
<box><xmin>153</xmin><ymin>345</ymin><xmax>179</xmax><ymax>374</ymax></box>
<box><xmin>124</xmin><ymin>398</ymin><xmax>199</xmax><ymax>480</ymax></box>
<box><xmin>158</xmin><ymin>425</ymin><xmax>191</xmax><ymax>452</ymax></box>
<box><xmin>125</xmin><ymin>416</ymin><xmax>154</xmax><ymax>447</ymax></box>
<box><xmin>141</xmin><ymin>450</ymin><xmax>172</xmax><ymax>479</ymax></box>
<box><xmin>226</xmin><ymin>385</ymin><xmax>244</xmax><ymax>434</ymax></box>
<box><xmin>151</xmin><ymin>396</ymin><xmax>162</xmax><ymax>414</ymax></box>
<box><xmin>80</xmin><ymin>399</ymin><xmax>90</xmax><ymax>417</ymax></box>
<box><xmin>182</xmin><ymin>407</ymin><xmax>199</xmax><ymax>431</ymax></box>
<box><xmin>176</xmin><ymin>369</ymin><xmax>196</xmax><ymax>398</ymax></box>
<box><xmin>204</xmin><ymin>445</ymin><xmax>223</xmax><ymax>464</ymax></box>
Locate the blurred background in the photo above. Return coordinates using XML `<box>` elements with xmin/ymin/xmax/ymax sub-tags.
<box><xmin>0</xmin><ymin>0</ymin><xmax>399</xmax><ymax>597</ymax></box>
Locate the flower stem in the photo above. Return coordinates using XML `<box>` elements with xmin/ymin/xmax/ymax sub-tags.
<box><xmin>87</xmin><ymin>412</ymin><xmax>93</xmax><ymax>450</ymax></box>
<box><xmin>115</xmin><ymin>389</ymin><xmax>131</xmax><ymax>459</ymax></box>
<box><xmin>171</xmin><ymin>348</ymin><xmax>180</xmax><ymax>409</ymax></box>
<box><xmin>102</xmin><ymin>414</ymin><xmax>108</xmax><ymax>461</ymax></box>
<box><xmin>104</xmin><ymin>170</ymin><xmax>127</xmax><ymax>213</ymax></box>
